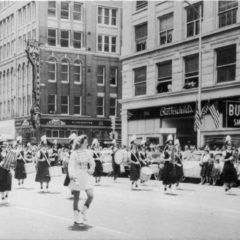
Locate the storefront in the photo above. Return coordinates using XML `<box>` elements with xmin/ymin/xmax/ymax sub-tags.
<box><xmin>127</xmin><ymin>102</ymin><xmax>196</xmax><ymax>147</ymax></box>
<box><xmin>126</xmin><ymin>96</ymin><xmax>240</xmax><ymax>148</ymax></box>
<box><xmin>15</xmin><ymin>115</ymin><xmax>121</xmax><ymax>146</ymax></box>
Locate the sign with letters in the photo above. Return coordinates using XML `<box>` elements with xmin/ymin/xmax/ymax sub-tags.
<box><xmin>224</xmin><ymin>101</ymin><xmax>240</xmax><ymax>128</ymax></box>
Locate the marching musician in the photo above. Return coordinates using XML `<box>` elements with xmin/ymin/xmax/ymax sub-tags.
<box><xmin>92</xmin><ymin>138</ymin><xmax>103</xmax><ymax>184</ymax></box>
<box><xmin>112</xmin><ymin>141</ymin><xmax>120</xmax><ymax>183</ymax></box>
<box><xmin>68</xmin><ymin>135</ymin><xmax>95</xmax><ymax>224</ymax></box>
<box><xmin>161</xmin><ymin>135</ymin><xmax>177</xmax><ymax>193</ymax></box>
<box><xmin>129</xmin><ymin>136</ymin><xmax>141</xmax><ymax>190</ymax></box>
<box><xmin>50</xmin><ymin>140</ymin><xmax>58</xmax><ymax>166</ymax></box>
<box><xmin>0</xmin><ymin>144</ymin><xmax>17</xmax><ymax>202</ymax></box>
<box><xmin>222</xmin><ymin>136</ymin><xmax>238</xmax><ymax>193</ymax></box>
<box><xmin>14</xmin><ymin>136</ymin><xmax>27</xmax><ymax>187</ymax></box>
<box><xmin>63</xmin><ymin>133</ymin><xmax>77</xmax><ymax>188</ymax></box>
<box><xmin>173</xmin><ymin>139</ymin><xmax>183</xmax><ymax>189</ymax></box>
<box><xmin>35</xmin><ymin>135</ymin><xmax>51</xmax><ymax>191</ymax></box>
<box><xmin>25</xmin><ymin>143</ymin><xmax>33</xmax><ymax>163</ymax></box>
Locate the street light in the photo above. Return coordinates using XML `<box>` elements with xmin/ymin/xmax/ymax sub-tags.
<box><xmin>184</xmin><ymin>1</ymin><xmax>202</xmax><ymax>148</ymax></box>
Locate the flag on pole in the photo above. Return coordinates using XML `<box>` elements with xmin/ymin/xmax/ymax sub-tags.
<box><xmin>194</xmin><ymin>101</ymin><xmax>202</xmax><ymax>132</ymax></box>
<box><xmin>209</xmin><ymin>101</ymin><xmax>220</xmax><ymax>128</ymax></box>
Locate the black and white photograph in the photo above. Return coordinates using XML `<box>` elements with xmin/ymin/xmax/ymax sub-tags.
<box><xmin>0</xmin><ymin>0</ymin><xmax>240</xmax><ymax>239</ymax></box>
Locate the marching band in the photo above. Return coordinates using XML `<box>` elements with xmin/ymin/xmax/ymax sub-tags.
<box><xmin>0</xmin><ymin>133</ymin><xmax>240</xmax><ymax>225</ymax></box>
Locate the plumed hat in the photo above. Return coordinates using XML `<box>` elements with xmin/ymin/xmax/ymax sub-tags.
<box><xmin>91</xmin><ymin>138</ymin><xmax>99</xmax><ymax>148</ymax></box>
<box><xmin>16</xmin><ymin>136</ymin><xmax>22</xmax><ymax>145</ymax></box>
<box><xmin>68</xmin><ymin>133</ymin><xmax>77</xmax><ymax>144</ymax></box>
<box><xmin>166</xmin><ymin>134</ymin><xmax>173</xmax><ymax>145</ymax></box>
<box><xmin>130</xmin><ymin>135</ymin><xmax>137</xmax><ymax>145</ymax></box>
<box><xmin>40</xmin><ymin>135</ymin><xmax>47</xmax><ymax>146</ymax></box>
<box><xmin>225</xmin><ymin>135</ymin><xmax>232</xmax><ymax>146</ymax></box>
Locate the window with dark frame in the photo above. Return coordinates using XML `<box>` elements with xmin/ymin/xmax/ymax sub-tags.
<box><xmin>48</xmin><ymin>29</ymin><xmax>56</xmax><ymax>46</ymax></box>
<box><xmin>61</xmin><ymin>2</ymin><xmax>69</xmax><ymax>19</ymax></box>
<box><xmin>136</xmin><ymin>1</ymin><xmax>148</xmax><ymax>10</ymax></box>
<box><xmin>48</xmin><ymin>94</ymin><xmax>56</xmax><ymax>114</ymax></box>
<box><xmin>184</xmin><ymin>54</ymin><xmax>199</xmax><ymax>89</ymax></box>
<box><xmin>97</xmin><ymin>35</ymin><xmax>116</xmax><ymax>53</ymax></box>
<box><xmin>159</xmin><ymin>13</ymin><xmax>173</xmax><ymax>45</ymax></box>
<box><xmin>218</xmin><ymin>1</ymin><xmax>238</xmax><ymax>28</ymax></box>
<box><xmin>73</xmin><ymin>96</ymin><xmax>81</xmax><ymax>115</ymax></box>
<box><xmin>216</xmin><ymin>44</ymin><xmax>236</xmax><ymax>83</ymax></box>
<box><xmin>60</xmin><ymin>59</ymin><xmax>69</xmax><ymax>82</ymax></box>
<box><xmin>110</xmin><ymin>66</ymin><xmax>117</xmax><ymax>86</ymax></box>
<box><xmin>186</xmin><ymin>2</ymin><xmax>203</xmax><ymax>37</ymax></box>
<box><xmin>73</xmin><ymin>31</ymin><xmax>82</xmax><ymax>48</ymax></box>
<box><xmin>73</xmin><ymin>60</ymin><xmax>81</xmax><ymax>83</ymax></box>
<box><xmin>110</xmin><ymin>98</ymin><xmax>117</xmax><ymax>116</ymax></box>
<box><xmin>97</xmin><ymin>96</ymin><xmax>104</xmax><ymax>116</ymax></box>
<box><xmin>47</xmin><ymin>58</ymin><xmax>56</xmax><ymax>81</ymax></box>
<box><xmin>97</xmin><ymin>65</ymin><xmax>105</xmax><ymax>85</ymax></box>
<box><xmin>134</xmin><ymin>66</ymin><xmax>146</xmax><ymax>96</ymax></box>
<box><xmin>60</xmin><ymin>30</ymin><xmax>69</xmax><ymax>47</ymax></box>
<box><xmin>48</xmin><ymin>1</ymin><xmax>56</xmax><ymax>17</ymax></box>
<box><xmin>157</xmin><ymin>61</ymin><xmax>172</xmax><ymax>93</ymax></box>
<box><xmin>135</xmin><ymin>23</ymin><xmax>147</xmax><ymax>52</ymax></box>
<box><xmin>73</xmin><ymin>2</ymin><xmax>82</xmax><ymax>21</ymax></box>
<box><xmin>61</xmin><ymin>96</ymin><xmax>68</xmax><ymax>114</ymax></box>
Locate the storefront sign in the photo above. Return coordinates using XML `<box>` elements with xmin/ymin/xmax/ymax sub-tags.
<box><xmin>160</xmin><ymin>104</ymin><xmax>194</xmax><ymax>117</ymax></box>
<box><xmin>225</xmin><ymin>101</ymin><xmax>240</xmax><ymax>128</ymax></box>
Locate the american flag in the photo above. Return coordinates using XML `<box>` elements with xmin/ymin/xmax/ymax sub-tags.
<box><xmin>209</xmin><ymin>102</ymin><xmax>220</xmax><ymax>128</ymax></box>
<box><xmin>194</xmin><ymin>101</ymin><xmax>202</xmax><ymax>132</ymax></box>
<box><xmin>201</xmin><ymin>101</ymin><xmax>210</xmax><ymax>116</ymax></box>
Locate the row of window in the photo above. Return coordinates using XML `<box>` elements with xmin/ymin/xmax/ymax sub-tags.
<box><xmin>48</xmin><ymin>2</ymin><xmax>118</xmax><ymax>27</ymax></box>
<box><xmin>0</xmin><ymin>14</ymin><xmax>14</xmax><ymax>39</ymax></box>
<box><xmin>47</xmin><ymin>28</ymin><xmax>117</xmax><ymax>53</ymax></box>
<box><xmin>48</xmin><ymin>1</ymin><xmax>82</xmax><ymax>21</ymax></box>
<box><xmin>0</xmin><ymin>96</ymin><xmax>32</xmax><ymax>120</ymax></box>
<box><xmin>135</xmin><ymin>1</ymin><xmax>238</xmax><ymax>52</ymax></box>
<box><xmin>134</xmin><ymin>44</ymin><xmax>236</xmax><ymax>96</ymax></box>
<box><xmin>17</xmin><ymin>1</ymin><xmax>36</xmax><ymax>27</ymax></box>
<box><xmin>48</xmin><ymin>95</ymin><xmax>117</xmax><ymax>117</ymax></box>
<box><xmin>47</xmin><ymin>58</ymin><xmax>118</xmax><ymax>86</ymax></box>
<box><xmin>0</xmin><ymin>29</ymin><xmax>36</xmax><ymax>61</ymax></box>
<box><xmin>48</xmin><ymin>29</ymin><xmax>83</xmax><ymax>48</ymax></box>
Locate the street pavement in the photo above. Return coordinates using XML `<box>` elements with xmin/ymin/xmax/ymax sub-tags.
<box><xmin>0</xmin><ymin>173</ymin><xmax>240</xmax><ymax>240</ymax></box>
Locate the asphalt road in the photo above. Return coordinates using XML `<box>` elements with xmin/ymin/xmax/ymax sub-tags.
<box><xmin>1</xmin><ymin>173</ymin><xmax>240</xmax><ymax>240</ymax></box>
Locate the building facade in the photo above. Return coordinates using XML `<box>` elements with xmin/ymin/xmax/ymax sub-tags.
<box><xmin>0</xmin><ymin>1</ymin><xmax>122</xmax><ymax>144</ymax></box>
<box><xmin>121</xmin><ymin>0</ymin><xmax>240</xmax><ymax>147</ymax></box>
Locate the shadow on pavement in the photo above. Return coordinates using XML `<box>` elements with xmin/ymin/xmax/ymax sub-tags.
<box><xmin>176</xmin><ymin>188</ymin><xmax>195</xmax><ymax>192</ymax></box>
<box><xmin>164</xmin><ymin>193</ymin><xmax>178</xmax><ymax>196</ymax></box>
<box><xmin>0</xmin><ymin>202</ymin><xmax>10</xmax><ymax>207</ymax></box>
<box><xmin>68</xmin><ymin>224</ymin><xmax>94</xmax><ymax>232</ymax></box>
<box><xmin>37</xmin><ymin>191</ymin><xmax>61</xmax><ymax>194</ymax></box>
<box><xmin>14</xmin><ymin>187</ymin><xmax>35</xmax><ymax>190</ymax></box>
<box><xmin>96</xmin><ymin>185</ymin><xmax>113</xmax><ymax>187</ymax></box>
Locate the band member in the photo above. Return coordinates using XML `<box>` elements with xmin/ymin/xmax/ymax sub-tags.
<box><xmin>112</xmin><ymin>142</ymin><xmax>121</xmax><ymax>183</ymax></box>
<box><xmin>35</xmin><ymin>135</ymin><xmax>51</xmax><ymax>191</ymax></box>
<box><xmin>0</xmin><ymin>145</ymin><xmax>17</xmax><ymax>202</ymax></box>
<box><xmin>222</xmin><ymin>136</ymin><xmax>238</xmax><ymax>193</ymax></box>
<box><xmin>129</xmin><ymin>136</ymin><xmax>141</xmax><ymax>190</ymax></box>
<box><xmin>50</xmin><ymin>140</ymin><xmax>58</xmax><ymax>166</ymax></box>
<box><xmin>25</xmin><ymin>143</ymin><xmax>33</xmax><ymax>163</ymax></box>
<box><xmin>63</xmin><ymin>133</ymin><xmax>77</xmax><ymax>187</ymax></box>
<box><xmin>14</xmin><ymin>136</ymin><xmax>27</xmax><ymax>186</ymax></box>
<box><xmin>92</xmin><ymin>139</ymin><xmax>103</xmax><ymax>184</ymax></box>
<box><xmin>68</xmin><ymin>135</ymin><xmax>95</xmax><ymax>224</ymax></box>
<box><xmin>161</xmin><ymin>135</ymin><xmax>177</xmax><ymax>193</ymax></box>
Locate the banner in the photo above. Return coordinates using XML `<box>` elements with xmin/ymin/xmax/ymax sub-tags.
<box><xmin>224</xmin><ymin>101</ymin><xmax>240</xmax><ymax>128</ymax></box>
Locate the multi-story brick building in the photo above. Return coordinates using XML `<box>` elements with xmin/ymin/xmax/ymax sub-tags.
<box><xmin>121</xmin><ymin>0</ymin><xmax>240</xmax><ymax>147</ymax></box>
<box><xmin>0</xmin><ymin>1</ymin><xmax>122</xmax><ymax>144</ymax></box>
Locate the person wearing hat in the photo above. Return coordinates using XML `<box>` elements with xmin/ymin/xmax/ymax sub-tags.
<box><xmin>14</xmin><ymin>136</ymin><xmax>27</xmax><ymax>187</ymax></box>
<box><xmin>35</xmin><ymin>135</ymin><xmax>51</xmax><ymax>191</ymax></box>
<box><xmin>0</xmin><ymin>144</ymin><xmax>17</xmax><ymax>202</ymax></box>
<box><xmin>25</xmin><ymin>143</ymin><xmax>33</xmax><ymax>163</ymax></box>
<box><xmin>161</xmin><ymin>136</ymin><xmax>177</xmax><ymax>193</ymax></box>
<box><xmin>68</xmin><ymin>135</ymin><xmax>95</xmax><ymax>224</ymax></box>
<box><xmin>92</xmin><ymin>138</ymin><xmax>103</xmax><ymax>184</ymax></box>
<box><xmin>199</xmin><ymin>148</ymin><xmax>210</xmax><ymax>185</ymax></box>
<box><xmin>222</xmin><ymin>136</ymin><xmax>238</xmax><ymax>193</ymax></box>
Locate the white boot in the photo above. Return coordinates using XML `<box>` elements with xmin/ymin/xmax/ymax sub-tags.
<box><xmin>74</xmin><ymin>210</ymin><xmax>80</xmax><ymax>224</ymax></box>
<box><xmin>81</xmin><ymin>205</ymin><xmax>88</xmax><ymax>222</ymax></box>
